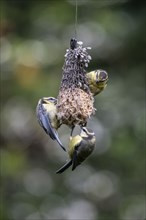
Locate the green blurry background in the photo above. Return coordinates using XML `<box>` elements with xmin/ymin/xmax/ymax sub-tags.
<box><xmin>0</xmin><ymin>0</ymin><xmax>145</xmax><ymax>220</ymax></box>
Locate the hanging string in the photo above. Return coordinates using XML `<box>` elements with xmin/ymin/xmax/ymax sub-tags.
<box><xmin>74</xmin><ymin>0</ymin><xmax>78</xmax><ymax>39</ymax></box>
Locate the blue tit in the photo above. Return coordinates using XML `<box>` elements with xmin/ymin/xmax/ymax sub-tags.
<box><xmin>36</xmin><ymin>97</ymin><xmax>66</xmax><ymax>152</ymax></box>
<box><xmin>86</xmin><ymin>69</ymin><xmax>108</xmax><ymax>96</ymax></box>
<box><xmin>56</xmin><ymin>127</ymin><xmax>96</xmax><ymax>173</ymax></box>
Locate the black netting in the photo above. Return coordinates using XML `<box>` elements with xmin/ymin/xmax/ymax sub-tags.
<box><xmin>57</xmin><ymin>40</ymin><xmax>95</xmax><ymax>127</ymax></box>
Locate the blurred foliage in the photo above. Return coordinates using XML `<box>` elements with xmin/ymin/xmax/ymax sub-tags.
<box><xmin>0</xmin><ymin>0</ymin><xmax>146</xmax><ymax>220</ymax></box>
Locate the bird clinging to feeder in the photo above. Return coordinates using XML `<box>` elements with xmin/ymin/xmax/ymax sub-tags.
<box><xmin>36</xmin><ymin>97</ymin><xmax>66</xmax><ymax>151</ymax></box>
<box><xmin>57</xmin><ymin>39</ymin><xmax>96</xmax><ymax>135</ymax></box>
<box><xmin>56</xmin><ymin>126</ymin><xmax>96</xmax><ymax>174</ymax></box>
<box><xmin>86</xmin><ymin>69</ymin><xmax>109</xmax><ymax>96</ymax></box>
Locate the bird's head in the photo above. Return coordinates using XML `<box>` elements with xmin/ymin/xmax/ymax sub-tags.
<box><xmin>96</xmin><ymin>70</ymin><xmax>108</xmax><ymax>83</ymax></box>
<box><xmin>40</xmin><ymin>97</ymin><xmax>57</xmax><ymax>105</ymax></box>
<box><xmin>80</xmin><ymin>127</ymin><xmax>95</xmax><ymax>138</ymax></box>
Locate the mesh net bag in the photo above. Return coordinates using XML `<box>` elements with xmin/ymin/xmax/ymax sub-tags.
<box><xmin>57</xmin><ymin>39</ymin><xmax>95</xmax><ymax>127</ymax></box>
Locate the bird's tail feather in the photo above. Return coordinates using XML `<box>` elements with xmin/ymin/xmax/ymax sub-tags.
<box><xmin>54</xmin><ymin>131</ymin><xmax>66</xmax><ymax>152</ymax></box>
<box><xmin>56</xmin><ymin>160</ymin><xmax>72</xmax><ymax>174</ymax></box>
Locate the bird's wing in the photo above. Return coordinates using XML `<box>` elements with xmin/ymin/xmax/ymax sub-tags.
<box><xmin>71</xmin><ymin>149</ymin><xmax>78</xmax><ymax>171</ymax></box>
<box><xmin>71</xmin><ymin>141</ymin><xmax>82</xmax><ymax>171</ymax></box>
<box><xmin>37</xmin><ymin>105</ymin><xmax>50</xmax><ymax>134</ymax></box>
<box><xmin>56</xmin><ymin>160</ymin><xmax>72</xmax><ymax>174</ymax></box>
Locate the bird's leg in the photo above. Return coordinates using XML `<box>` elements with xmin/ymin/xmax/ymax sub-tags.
<box><xmin>70</xmin><ymin>125</ymin><xmax>75</xmax><ymax>137</ymax></box>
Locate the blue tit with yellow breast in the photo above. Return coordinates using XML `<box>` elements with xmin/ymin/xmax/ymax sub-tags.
<box><xmin>56</xmin><ymin>127</ymin><xmax>96</xmax><ymax>173</ymax></box>
<box><xmin>36</xmin><ymin>97</ymin><xmax>66</xmax><ymax>151</ymax></box>
<box><xmin>86</xmin><ymin>69</ymin><xmax>108</xmax><ymax>96</ymax></box>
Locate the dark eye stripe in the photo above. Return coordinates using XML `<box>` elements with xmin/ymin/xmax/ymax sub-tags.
<box><xmin>49</xmin><ymin>97</ymin><xmax>56</xmax><ymax>101</ymax></box>
<box><xmin>96</xmin><ymin>70</ymin><xmax>108</xmax><ymax>82</ymax></box>
<box><xmin>99</xmin><ymin>71</ymin><xmax>107</xmax><ymax>79</ymax></box>
<box><xmin>41</xmin><ymin>97</ymin><xmax>56</xmax><ymax>104</ymax></box>
<box><xmin>82</xmin><ymin>127</ymin><xmax>94</xmax><ymax>135</ymax></box>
